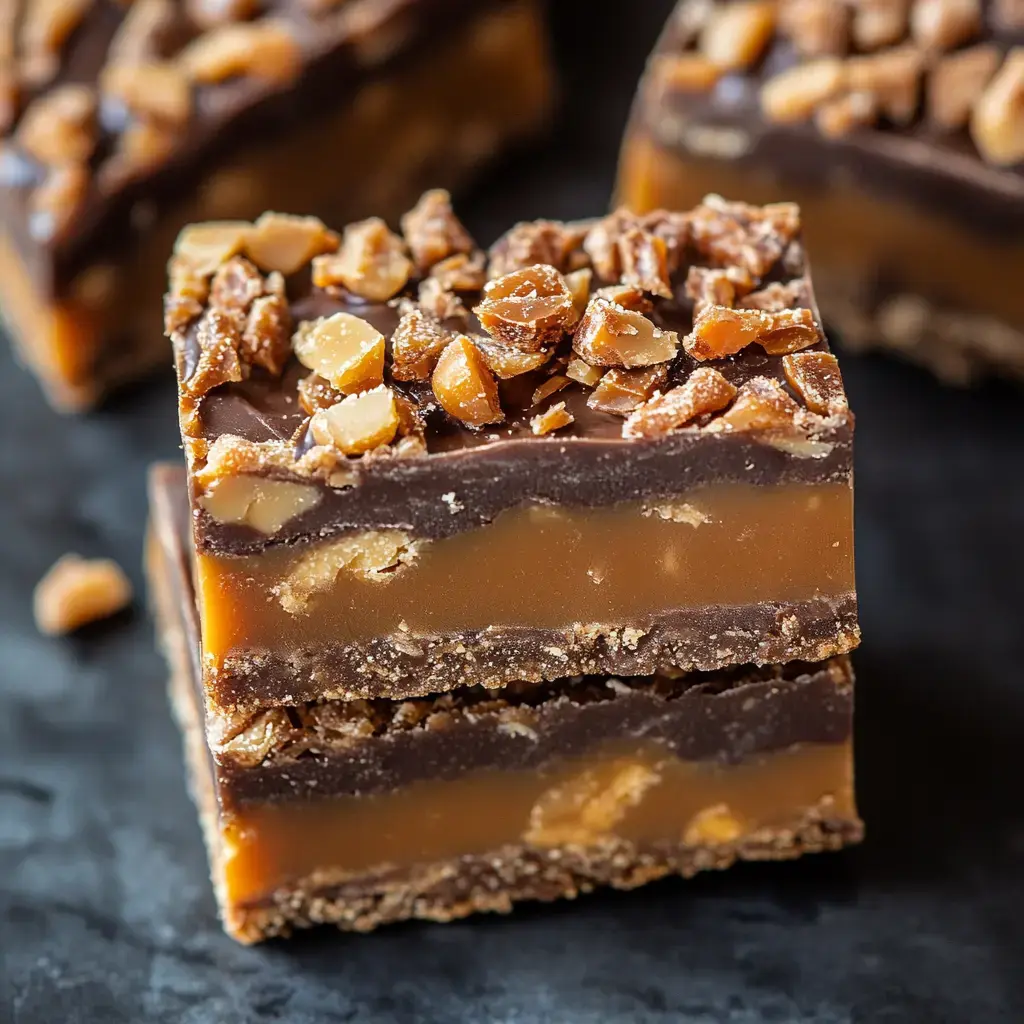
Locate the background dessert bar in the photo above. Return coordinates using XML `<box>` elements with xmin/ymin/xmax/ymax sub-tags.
<box><xmin>617</xmin><ymin>0</ymin><xmax>1024</xmax><ymax>384</ymax></box>
<box><xmin>0</xmin><ymin>0</ymin><xmax>552</xmax><ymax>409</ymax></box>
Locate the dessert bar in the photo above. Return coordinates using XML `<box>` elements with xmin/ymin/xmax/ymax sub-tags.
<box><xmin>617</xmin><ymin>0</ymin><xmax>1024</xmax><ymax>384</ymax></box>
<box><xmin>0</xmin><ymin>0</ymin><xmax>552</xmax><ymax>409</ymax></box>
<box><xmin>148</xmin><ymin>463</ymin><xmax>863</xmax><ymax>944</ymax></box>
<box><xmin>167</xmin><ymin>191</ymin><xmax>859</xmax><ymax>711</ymax></box>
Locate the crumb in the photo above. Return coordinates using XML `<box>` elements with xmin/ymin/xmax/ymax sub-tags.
<box><xmin>34</xmin><ymin>554</ymin><xmax>132</xmax><ymax>635</ymax></box>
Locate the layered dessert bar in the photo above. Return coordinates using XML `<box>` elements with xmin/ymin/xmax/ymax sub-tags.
<box><xmin>167</xmin><ymin>190</ymin><xmax>859</xmax><ymax>711</ymax></box>
<box><xmin>0</xmin><ymin>0</ymin><xmax>552</xmax><ymax>410</ymax></box>
<box><xmin>617</xmin><ymin>0</ymin><xmax>1024</xmax><ymax>384</ymax></box>
<box><xmin>148</xmin><ymin>462</ymin><xmax>863</xmax><ymax>943</ymax></box>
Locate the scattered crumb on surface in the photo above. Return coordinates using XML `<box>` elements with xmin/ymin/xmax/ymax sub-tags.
<box><xmin>33</xmin><ymin>554</ymin><xmax>132</xmax><ymax>636</ymax></box>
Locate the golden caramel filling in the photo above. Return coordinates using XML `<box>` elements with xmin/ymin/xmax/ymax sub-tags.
<box><xmin>219</xmin><ymin>740</ymin><xmax>855</xmax><ymax>905</ymax></box>
<box><xmin>195</xmin><ymin>481</ymin><xmax>855</xmax><ymax>659</ymax></box>
<box><xmin>0</xmin><ymin>0</ymin><xmax>551</xmax><ymax>409</ymax></box>
<box><xmin>617</xmin><ymin>133</ymin><xmax>1024</xmax><ymax>327</ymax></box>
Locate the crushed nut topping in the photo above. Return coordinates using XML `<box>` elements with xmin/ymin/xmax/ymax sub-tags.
<box><xmin>970</xmin><ymin>48</ymin><xmax>1024</xmax><ymax>166</ymax></box>
<box><xmin>928</xmin><ymin>44</ymin><xmax>1000</xmax><ymax>129</ymax></box>
<box><xmin>400</xmin><ymin>188</ymin><xmax>475</xmax><ymax>271</ymax></box>
<box><xmin>700</xmin><ymin>1</ymin><xmax>776</xmax><ymax>71</ymax></box>
<box><xmin>587</xmin><ymin>366</ymin><xmax>669</xmax><ymax>415</ymax></box>
<box><xmin>707</xmin><ymin>376</ymin><xmax>801</xmax><ymax>432</ymax></box>
<box><xmin>432</xmin><ymin>335</ymin><xmax>504</xmax><ymax>427</ymax></box>
<box><xmin>16</xmin><ymin>84</ymin><xmax>96</xmax><ymax>166</ymax></box>
<box><xmin>475</xmin><ymin>264</ymin><xmax>577</xmax><ymax>351</ymax></box>
<box><xmin>310</xmin><ymin>385</ymin><xmax>400</xmax><ymax>455</ymax></box>
<box><xmin>391</xmin><ymin>306</ymin><xmax>450</xmax><ymax>382</ymax></box>
<box><xmin>783</xmin><ymin>351</ymin><xmax>848</xmax><ymax>415</ymax></box>
<box><xmin>312</xmin><ymin>217</ymin><xmax>411</xmax><ymax>301</ymax></box>
<box><xmin>622</xmin><ymin>367</ymin><xmax>738</xmax><ymax>438</ymax></box>
<box><xmin>488</xmin><ymin>219</ymin><xmax>589</xmax><ymax>278</ymax></box>
<box><xmin>573</xmin><ymin>297</ymin><xmax>679</xmax><ymax>367</ymax></box>
<box><xmin>530</xmin><ymin>401</ymin><xmax>574</xmax><ymax>435</ymax></box>
<box><xmin>168</xmin><ymin>191</ymin><xmax>850</xmax><ymax>466</ymax></box>
<box><xmin>181</xmin><ymin>18</ymin><xmax>301</xmax><ymax>85</ymax></box>
<box><xmin>685</xmin><ymin>304</ymin><xmax>820</xmax><ymax>360</ymax></box>
<box><xmin>100</xmin><ymin>62</ymin><xmax>192</xmax><ymax>126</ymax></box>
<box><xmin>293</xmin><ymin>312</ymin><xmax>384</xmax><ymax>394</ymax></box>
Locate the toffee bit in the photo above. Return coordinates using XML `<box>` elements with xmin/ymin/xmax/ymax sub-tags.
<box><xmin>622</xmin><ymin>367</ymin><xmax>738</xmax><ymax>438</ymax></box>
<box><xmin>587</xmin><ymin>366</ymin><xmax>669</xmax><ymax>415</ymax></box>
<box><xmin>431</xmin><ymin>336</ymin><xmax>503</xmax><ymax>427</ymax></box>
<box><xmin>401</xmin><ymin>188</ymin><xmax>475</xmax><ymax>271</ymax></box>
<box><xmin>530</xmin><ymin>401</ymin><xmax>574</xmax><ymax>436</ymax></box>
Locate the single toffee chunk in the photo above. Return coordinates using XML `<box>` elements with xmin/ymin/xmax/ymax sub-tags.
<box><xmin>167</xmin><ymin>191</ymin><xmax>859</xmax><ymax>712</ymax></box>
<box><xmin>147</xmin><ymin>462</ymin><xmax>863</xmax><ymax>944</ymax></box>
<box><xmin>0</xmin><ymin>0</ymin><xmax>553</xmax><ymax>411</ymax></box>
<box><xmin>617</xmin><ymin>0</ymin><xmax>1024</xmax><ymax>385</ymax></box>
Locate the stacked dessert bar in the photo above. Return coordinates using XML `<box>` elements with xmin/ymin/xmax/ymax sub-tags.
<box><xmin>148</xmin><ymin>188</ymin><xmax>863</xmax><ymax>942</ymax></box>
<box><xmin>0</xmin><ymin>0</ymin><xmax>551</xmax><ymax>410</ymax></box>
<box><xmin>617</xmin><ymin>0</ymin><xmax>1023</xmax><ymax>384</ymax></box>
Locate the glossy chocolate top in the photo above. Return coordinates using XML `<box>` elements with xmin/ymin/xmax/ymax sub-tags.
<box><xmin>0</xmin><ymin>0</ymin><xmax>474</xmax><ymax>289</ymax></box>
<box><xmin>148</xmin><ymin>462</ymin><xmax>855</xmax><ymax>808</ymax></box>
<box><xmin>168</xmin><ymin>192</ymin><xmax>854</xmax><ymax>552</ymax></box>
<box><xmin>635</xmin><ymin>0</ymin><xmax>1024</xmax><ymax>238</ymax></box>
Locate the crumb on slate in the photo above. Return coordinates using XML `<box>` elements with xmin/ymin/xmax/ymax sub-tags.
<box><xmin>33</xmin><ymin>554</ymin><xmax>132</xmax><ymax>636</ymax></box>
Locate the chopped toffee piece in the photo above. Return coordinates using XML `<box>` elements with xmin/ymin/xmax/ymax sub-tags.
<box><xmin>617</xmin><ymin>0</ymin><xmax>1024</xmax><ymax>385</ymax></box>
<box><xmin>0</xmin><ymin>0</ymin><xmax>553</xmax><ymax>410</ymax></box>
<box><xmin>167</xmin><ymin>193</ymin><xmax>858</xmax><ymax>710</ymax></box>
<box><xmin>147</xmin><ymin>463</ymin><xmax>863</xmax><ymax>943</ymax></box>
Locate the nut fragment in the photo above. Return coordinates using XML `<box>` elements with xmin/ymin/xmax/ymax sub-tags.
<box><xmin>391</xmin><ymin>306</ymin><xmax>450</xmax><ymax>381</ymax></box>
<box><xmin>21</xmin><ymin>0</ymin><xmax>92</xmax><ymax>86</ymax></box>
<box><xmin>910</xmin><ymin>0</ymin><xmax>981</xmax><ymax>50</ymax></box>
<box><xmin>311</xmin><ymin>385</ymin><xmax>400</xmax><ymax>455</ymax></box>
<box><xmin>475</xmin><ymin>339</ymin><xmax>551</xmax><ymax>379</ymax></box>
<box><xmin>647</xmin><ymin>53</ymin><xmax>721</xmax><ymax>96</ymax></box>
<box><xmin>293</xmin><ymin>313</ymin><xmax>385</xmax><ymax>394</ymax></box>
<box><xmin>34</xmin><ymin>555</ymin><xmax>132</xmax><ymax>636</ymax></box>
<box><xmin>531</xmin><ymin>374</ymin><xmax>569</xmax><ymax>406</ymax></box>
<box><xmin>684</xmin><ymin>304</ymin><xmax>819</xmax><ymax>360</ymax></box>
<box><xmin>431</xmin><ymin>335</ymin><xmax>503</xmax><ymax>426</ymax></box>
<box><xmin>707</xmin><ymin>376</ymin><xmax>800</xmax><ymax>432</ymax></box>
<box><xmin>429</xmin><ymin>251</ymin><xmax>486</xmax><ymax>292</ymax></box>
<box><xmin>689</xmin><ymin>195</ymin><xmax>801</xmax><ymax>279</ymax></box>
<box><xmin>311</xmin><ymin>217</ymin><xmax>411</xmax><ymax>301</ymax></box>
<box><xmin>566</xmin><ymin>355</ymin><xmax>602</xmax><ymax>387</ymax></box>
<box><xmin>488</xmin><ymin>219</ymin><xmax>588</xmax><ymax>278</ymax></box>
<box><xmin>851</xmin><ymin>0</ymin><xmax>908</xmax><ymax>50</ymax></box>
<box><xmin>524</xmin><ymin>761</ymin><xmax>660</xmax><ymax>847</ymax></box>
<box><xmin>187</xmin><ymin>0</ymin><xmax>261</xmax><ymax>29</ymax></box>
<box><xmin>815</xmin><ymin>90</ymin><xmax>877</xmax><ymax>137</ymax></box>
<box><xmin>100</xmin><ymin>62</ymin><xmax>192</xmax><ymax>125</ymax></box>
<box><xmin>242</xmin><ymin>292</ymin><xmax>292</xmax><ymax>377</ymax></box>
<box><xmin>683</xmin><ymin>804</ymin><xmax>743</xmax><ymax>846</ymax></box>
<box><xmin>685</xmin><ymin>265</ymin><xmax>755</xmax><ymax>316</ymax></box>
<box><xmin>700</xmin><ymin>1</ymin><xmax>775</xmax><ymax>70</ymax></box>
<box><xmin>587</xmin><ymin>366</ymin><xmax>669</xmax><ymax>415</ymax></box>
<box><xmin>573</xmin><ymin>297</ymin><xmax>678</xmax><ymax>367</ymax></box>
<box><xmin>200</xmin><ymin>474</ymin><xmax>322</xmax><ymax>533</ymax></box>
<box><xmin>783</xmin><ymin>351</ymin><xmax>848</xmax><ymax>415</ymax></box>
<box><xmin>617</xmin><ymin>225</ymin><xmax>672</xmax><ymax>298</ymax></box>
<box><xmin>761</xmin><ymin>58</ymin><xmax>846</xmax><ymax>123</ymax></box>
<box><xmin>530</xmin><ymin>401</ymin><xmax>574</xmax><ymax>436</ymax></box>
<box><xmin>400</xmin><ymin>188</ymin><xmax>475</xmax><ymax>271</ymax></box>
<box><xmin>564</xmin><ymin>267</ymin><xmax>592</xmax><ymax>320</ymax></box>
<box><xmin>417</xmin><ymin>277</ymin><xmax>465</xmax><ymax>321</ymax></box>
<box><xmin>180</xmin><ymin>18</ymin><xmax>301</xmax><ymax>85</ymax></box>
<box><xmin>475</xmin><ymin>264</ymin><xmax>576</xmax><ymax>351</ymax></box>
<box><xmin>108</xmin><ymin>0</ymin><xmax>178</xmax><ymax>66</ymax></box>
<box><xmin>246</xmin><ymin>211</ymin><xmax>338</xmax><ymax>274</ymax></box>
<box><xmin>28</xmin><ymin>163</ymin><xmax>88</xmax><ymax>242</ymax></box>
<box><xmin>846</xmin><ymin>45</ymin><xmax>924</xmax><ymax>124</ymax></box>
<box><xmin>174</xmin><ymin>220</ymin><xmax>252</xmax><ymax>277</ymax></box>
<box><xmin>928</xmin><ymin>44</ymin><xmax>1000</xmax><ymax>129</ymax></box>
<box><xmin>778</xmin><ymin>0</ymin><xmax>849</xmax><ymax>57</ymax></box>
<box><xmin>185</xmin><ymin>308</ymin><xmax>244</xmax><ymax>397</ymax></box>
<box><xmin>297</xmin><ymin>372</ymin><xmax>343</xmax><ymax>414</ymax></box>
<box><xmin>622</xmin><ymin>367</ymin><xmax>737</xmax><ymax>438</ymax></box>
<box><xmin>16</xmin><ymin>84</ymin><xmax>96</xmax><ymax>166</ymax></box>
<box><xmin>970</xmin><ymin>49</ymin><xmax>1024</xmax><ymax>167</ymax></box>
<box><xmin>738</xmin><ymin>280</ymin><xmax>808</xmax><ymax>312</ymax></box>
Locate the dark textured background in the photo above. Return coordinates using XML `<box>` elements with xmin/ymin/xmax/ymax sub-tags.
<box><xmin>2</xmin><ymin>3</ymin><xmax>1023</xmax><ymax>1021</ymax></box>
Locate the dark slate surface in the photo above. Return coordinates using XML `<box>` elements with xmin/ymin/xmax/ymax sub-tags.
<box><xmin>2</xmin><ymin>2</ymin><xmax>1023</xmax><ymax>1021</ymax></box>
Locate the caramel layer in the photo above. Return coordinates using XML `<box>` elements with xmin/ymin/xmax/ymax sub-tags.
<box><xmin>0</xmin><ymin>1</ymin><xmax>551</xmax><ymax>410</ymax></box>
<box><xmin>617</xmin><ymin>133</ymin><xmax>1024</xmax><ymax>330</ymax></box>
<box><xmin>196</xmin><ymin>481</ymin><xmax>854</xmax><ymax>661</ymax></box>
<box><xmin>220</xmin><ymin>740</ymin><xmax>855</xmax><ymax>907</ymax></box>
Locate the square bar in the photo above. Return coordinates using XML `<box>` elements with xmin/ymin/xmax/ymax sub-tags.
<box><xmin>616</xmin><ymin>0</ymin><xmax>1024</xmax><ymax>384</ymax></box>
<box><xmin>148</xmin><ymin>463</ymin><xmax>862</xmax><ymax>944</ymax></box>
<box><xmin>168</xmin><ymin>190</ymin><xmax>859</xmax><ymax>711</ymax></box>
<box><xmin>0</xmin><ymin>0</ymin><xmax>552</xmax><ymax>410</ymax></box>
